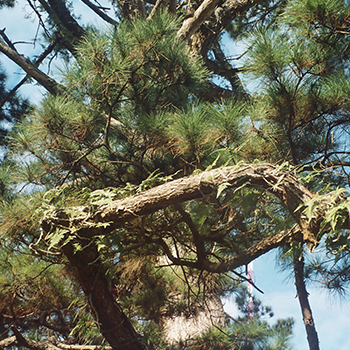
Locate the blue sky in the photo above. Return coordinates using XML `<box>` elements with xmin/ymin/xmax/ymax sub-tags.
<box><xmin>256</xmin><ymin>252</ymin><xmax>350</xmax><ymax>349</ymax></box>
<box><xmin>2</xmin><ymin>1</ymin><xmax>350</xmax><ymax>349</ymax></box>
<box><xmin>223</xmin><ymin>250</ymin><xmax>350</xmax><ymax>349</ymax></box>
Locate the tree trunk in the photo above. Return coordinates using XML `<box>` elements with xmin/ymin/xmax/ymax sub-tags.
<box><xmin>294</xmin><ymin>255</ymin><xmax>320</xmax><ymax>350</ymax></box>
<box><xmin>62</xmin><ymin>240</ymin><xmax>150</xmax><ymax>350</ymax></box>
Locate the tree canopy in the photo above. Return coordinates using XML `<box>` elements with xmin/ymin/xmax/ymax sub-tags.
<box><xmin>0</xmin><ymin>0</ymin><xmax>350</xmax><ymax>349</ymax></box>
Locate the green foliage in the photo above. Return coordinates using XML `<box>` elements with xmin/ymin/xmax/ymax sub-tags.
<box><xmin>0</xmin><ymin>64</ymin><xmax>29</xmax><ymax>150</ymax></box>
<box><xmin>7</xmin><ymin>11</ymin><xmax>210</xmax><ymax>191</ymax></box>
<box><xmin>4</xmin><ymin>1</ymin><xmax>350</xmax><ymax>348</ymax></box>
<box><xmin>225</xmin><ymin>0</ymin><xmax>288</xmax><ymax>41</ymax></box>
<box><xmin>244</xmin><ymin>13</ymin><xmax>350</xmax><ymax>165</ymax></box>
<box><xmin>71</xmin><ymin>306</ymin><xmax>105</xmax><ymax>345</ymax></box>
<box><xmin>0</xmin><ymin>0</ymin><xmax>15</xmax><ymax>8</ymax></box>
<box><xmin>66</xmin><ymin>11</ymin><xmax>207</xmax><ymax>113</ymax></box>
<box><xmin>283</xmin><ymin>0</ymin><xmax>350</xmax><ymax>46</ymax></box>
<box><xmin>0</xmin><ymin>247</ymin><xmax>81</xmax><ymax>336</ymax></box>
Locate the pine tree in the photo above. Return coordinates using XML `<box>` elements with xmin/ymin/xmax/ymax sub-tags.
<box><xmin>1</xmin><ymin>0</ymin><xmax>350</xmax><ymax>349</ymax></box>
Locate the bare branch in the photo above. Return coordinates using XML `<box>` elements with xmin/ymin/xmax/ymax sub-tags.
<box><xmin>158</xmin><ymin>225</ymin><xmax>302</xmax><ymax>273</ymax></box>
<box><xmin>80</xmin><ymin>0</ymin><xmax>119</xmax><ymax>26</ymax></box>
<box><xmin>0</xmin><ymin>336</ymin><xmax>17</xmax><ymax>348</ymax></box>
<box><xmin>177</xmin><ymin>0</ymin><xmax>222</xmax><ymax>40</ymax></box>
<box><xmin>174</xmin><ymin>203</ymin><xmax>207</xmax><ymax>261</ymax></box>
<box><xmin>0</xmin><ymin>38</ymin><xmax>64</xmax><ymax>96</ymax></box>
<box><xmin>0</xmin><ymin>28</ymin><xmax>17</xmax><ymax>51</ymax></box>
<box><xmin>0</xmin><ymin>39</ymin><xmax>58</xmax><ymax>109</ymax></box>
<box><xmin>55</xmin><ymin>344</ymin><xmax>112</xmax><ymax>350</ymax></box>
<box><xmin>147</xmin><ymin>0</ymin><xmax>168</xmax><ymax>20</ymax></box>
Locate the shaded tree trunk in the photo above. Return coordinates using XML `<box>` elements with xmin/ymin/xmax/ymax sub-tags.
<box><xmin>62</xmin><ymin>239</ymin><xmax>150</xmax><ymax>350</ymax></box>
<box><xmin>294</xmin><ymin>255</ymin><xmax>320</xmax><ymax>350</ymax></box>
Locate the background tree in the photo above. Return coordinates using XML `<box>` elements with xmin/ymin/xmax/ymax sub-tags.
<box><xmin>0</xmin><ymin>0</ymin><xmax>350</xmax><ymax>349</ymax></box>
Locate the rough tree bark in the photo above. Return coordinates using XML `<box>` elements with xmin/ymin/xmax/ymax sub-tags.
<box><xmin>186</xmin><ymin>0</ymin><xmax>259</xmax><ymax>55</ymax></box>
<box><xmin>42</xmin><ymin>164</ymin><xmax>321</xmax><ymax>248</ymax></box>
<box><xmin>61</xmin><ymin>242</ymin><xmax>151</xmax><ymax>350</ymax></box>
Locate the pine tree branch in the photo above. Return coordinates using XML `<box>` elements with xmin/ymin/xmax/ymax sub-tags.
<box><xmin>11</xmin><ymin>327</ymin><xmax>61</xmax><ymax>350</ymax></box>
<box><xmin>45</xmin><ymin>0</ymin><xmax>86</xmax><ymax>46</ymax></box>
<box><xmin>116</xmin><ymin>0</ymin><xmax>146</xmax><ymax>20</ymax></box>
<box><xmin>42</xmin><ymin>163</ymin><xmax>330</xmax><ymax>252</ymax></box>
<box><xmin>61</xmin><ymin>241</ymin><xmax>150</xmax><ymax>350</ymax></box>
<box><xmin>55</xmin><ymin>344</ymin><xmax>112</xmax><ymax>350</ymax></box>
<box><xmin>147</xmin><ymin>0</ymin><xmax>169</xmax><ymax>20</ymax></box>
<box><xmin>177</xmin><ymin>0</ymin><xmax>222</xmax><ymax>40</ymax></box>
<box><xmin>0</xmin><ymin>335</ymin><xmax>17</xmax><ymax>348</ymax></box>
<box><xmin>210</xmin><ymin>39</ymin><xmax>248</xmax><ymax>96</ymax></box>
<box><xmin>212</xmin><ymin>0</ymin><xmax>259</xmax><ymax>32</ymax></box>
<box><xmin>197</xmin><ymin>81</ymin><xmax>238</xmax><ymax>101</ymax></box>
<box><xmin>0</xmin><ymin>28</ymin><xmax>16</xmax><ymax>51</ymax></box>
<box><xmin>174</xmin><ymin>203</ymin><xmax>207</xmax><ymax>262</ymax></box>
<box><xmin>80</xmin><ymin>0</ymin><xmax>119</xmax><ymax>26</ymax></box>
<box><xmin>40</xmin><ymin>163</ymin><xmax>341</xmax><ymax>350</ymax></box>
<box><xmin>0</xmin><ymin>333</ymin><xmax>114</xmax><ymax>350</ymax></box>
<box><xmin>0</xmin><ymin>38</ymin><xmax>124</xmax><ymax>127</ymax></box>
<box><xmin>157</xmin><ymin>225</ymin><xmax>302</xmax><ymax>273</ymax></box>
<box><xmin>0</xmin><ymin>38</ymin><xmax>64</xmax><ymax>96</ymax></box>
<box><xmin>177</xmin><ymin>0</ymin><xmax>259</xmax><ymax>54</ymax></box>
<box><xmin>0</xmin><ymin>39</ymin><xmax>58</xmax><ymax>109</ymax></box>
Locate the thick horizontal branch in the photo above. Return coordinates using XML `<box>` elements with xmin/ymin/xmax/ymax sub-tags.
<box><xmin>40</xmin><ymin>163</ymin><xmax>337</xmax><ymax>350</ymax></box>
<box><xmin>11</xmin><ymin>327</ymin><xmax>61</xmax><ymax>350</ymax></box>
<box><xmin>56</xmin><ymin>344</ymin><xmax>112</xmax><ymax>350</ymax></box>
<box><xmin>0</xmin><ymin>334</ymin><xmax>112</xmax><ymax>350</ymax></box>
<box><xmin>42</xmin><ymin>163</ymin><xmax>320</xmax><ymax>245</ymax></box>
